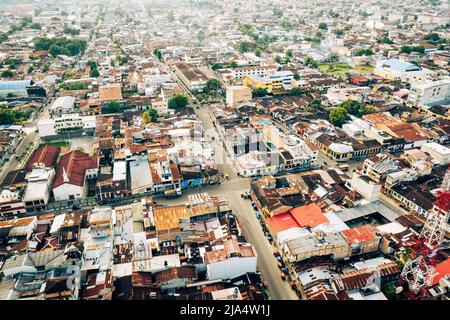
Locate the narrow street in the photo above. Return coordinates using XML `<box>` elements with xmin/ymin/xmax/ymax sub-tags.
<box><xmin>0</xmin><ymin>101</ymin><xmax>51</xmax><ymax>182</ymax></box>
<box><xmin>162</xmin><ymin>101</ymin><xmax>299</xmax><ymax>300</ymax></box>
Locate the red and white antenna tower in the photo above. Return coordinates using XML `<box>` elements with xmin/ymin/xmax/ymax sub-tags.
<box><xmin>399</xmin><ymin>189</ymin><xmax>449</xmax><ymax>299</ymax></box>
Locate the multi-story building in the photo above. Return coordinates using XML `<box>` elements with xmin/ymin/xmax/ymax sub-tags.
<box><xmin>230</xmin><ymin>65</ymin><xmax>277</xmax><ymax>80</ymax></box>
<box><xmin>226</xmin><ymin>86</ymin><xmax>252</xmax><ymax>108</ymax></box>
<box><xmin>408</xmin><ymin>77</ymin><xmax>450</xmax><ymax>106</ymax></box>
<box><xmin>38</xmin><ymin>114</ymin><xmax>96</xmax><ymax>137</ymax></box>
<box><xmin>243</xmin><ymin>70</ymin><xmax>294</xmax><ymax>94</ymax></box>
<box><xmin>172</xmin><ymin>62</ymin><xmax>209</xmax><ymax>92</ymax></box>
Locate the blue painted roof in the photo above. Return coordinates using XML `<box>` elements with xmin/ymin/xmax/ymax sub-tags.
<box><xmin>0</xmin><ymin>80</ymin><xmax>33</xmax><ymax>90</ymax></box>
<box><xmin>379</xmin><ymin>59</ymin><xmax>422</xmax><ymax>72</ymax></box>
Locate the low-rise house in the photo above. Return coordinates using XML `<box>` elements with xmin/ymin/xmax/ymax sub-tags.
<box><xmin>0</xmin><ymin>189</ymin><xmax>26</xmax><ymax>217</ymax></box>
<box><xmin>50</xmin><ymin>96</ymin><xmax>76</xmax><ymax>117</ymax></box>
<box><xmin>340</xmin><ymin>225</ymin><xmax>381</xmax><ymax>256</ymax></box>
<box><xmin>284</xmin><ymin>231</ymin><xmax>349</xmax><ymax>263</ymax></box>
<box><xmin>25</xmin><ymin>145</ymin><xmax>61</xmax><ymax>172</ymax></box>
<box><xmin>172</xmin><ymin>62</ymin><xmax>209</xmax><ymax>92</ymax></box>
<box><xmin>205</xmin><ymin>238</ymin><xmax>257</xmax><ymax>281</ymax></box>
<box><xmin>52</xmin><ymin>151</ymin><xmax>98</xmax><ymax>201</ymax></box>
<box><xmin>23</xmin><ymin>165</ymin><xmax>55</xmax><ymax>212</ymax></box>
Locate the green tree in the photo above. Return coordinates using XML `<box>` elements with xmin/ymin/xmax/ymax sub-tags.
<box><xmin>168</xmin><ymin>94</ymin><xmax>189</xmax><ymax>110</ymax></box>
<box><xmin>319</xmin><ymin>23</ymin><xmax>328</xmax><ymax>30</ymax></box>
<box><xmin>294</xmin><ymin>73</ymin><xmax>300</xmax><ymax>80</ymax></box>
<box><xmin>227</xmin><ymin>61</ymin><xmax>238</xmax><ymax>68</ymax></box>
<box><xmin>329</xmin><ymin>107</ymin><xmax>349</xmax><ymax>126</ymax></box>
<box><xmin>49</xmin><ymin>45</ymin><xmax>62</xmax><ymax>57</ymax></box>
<box><xmin>0</xmin><ymin>32</ymin><xmax>8</xmax><ymax>43</ymax></box>
<box><xmin>289</xmin><ymin>87</ymin><xmax>304</xmax><ymax>96</ymax></box>
<box><xmin>101</xmin><ymin>101</ymin><xmax>122</xmax><ymax>114</ymax></box>
<box><xmin>308</xmin><ymin>99</ymin><xmax>322</xmax><ymax>111</ymax></box>
<box><xmin>378</xmin><ymin>37</ymin><xmax>394</xmax><ymax>44</ymax></box>
<box><xmin>400</xmin><ymin>45</ymin><xmax>412</xmax><ymax>54</ymax></box>
<box><xmin>142</xmin><ymin>111</ymin><xmax>151</xmax><ymax>124</ymax></box>
<box><xmin>206</xmin><ymin>79</ymin><xmax>221</xmax><ymax>91</ymax></box>
<box><xmin>329</xmin><ymin>52</ymin><xmax>339</xmax><ymax>61</ymax></box>
<box><xmin>149</xmin><ymin>109</ymin><xmax>158</xmax><ymax>122</ymax></box>
<box><xmin>66</xmin><ymin>43</ymin><xmax>81</xmax><ymax>56</ymax></box>
<box><xmin>1</xmin><ymin>70</ymin><xmax>15</xmax><ymax>78</ymax></box>
<box><xmin>281</xmin><ymin>21</ymin><xmax>293</xmax><ymax>31</ymax></box>
<box><xmin>305</xmin><ymin>56</ymin><xmax>318</xmax><ymax>68</ymax></box>
<box><xmin>340</xmin><ymin>100</ymin><xmax>366</xmax><ymax>117</ymax></box>
<box><xmin>252</xmin><ymin>87</ymin><xmax>268</xmax><ymax>98</ymax></box>
<box><xmin>381</xmin><ymin>284</ymin><xmax>399</xmax><ymax>300</ymax></box>
<box><xmin>273</xmin><ymin>8</ymin><xmax>283</xmax><ymax>18</ymax></box>
<box><xmin>239</xmin><ymin>24</ymin><xmax>253</xmax><ymax>36</ymax></box>
<box><xmin>89</xmin><ymin>68</ymin><xmax>100</xmax><ymax>77</ymax></box>
<box><xmin>275</xmin><ymin>55</ymin><xmax>283</xmax><ymax>64</ymax></box>
<box><xmin>87</xmin><ymin>60</ymin><xmax>97</xmax><ymax>69</ymax></box>
<box><xmin>30</xmin><ymin>22</ymin><xmax>41</xmax><ymax>30</ymax></box>
<box><xmin>237</xmin><ymin>41</ymin><xmax>253</xmax><ymax>53</ymax></box>
<box><xmin>412</xmin><ymin>45</ymin><xmax>425</xmax><ymax>54</ymax></box>
<box><xmin>424</xmin><ymin>33</ymin><xmax>441</xmax><ymax>43</ymax></box>
<box><xmin>0</xmin><ymin>109</ymin><xmax>15</xmax><ymax>124</ymax></box>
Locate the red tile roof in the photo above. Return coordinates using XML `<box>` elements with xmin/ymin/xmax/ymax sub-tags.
<box><xmin>290</xmin><ymin>203</ymin><xmax>328</xmax><ymax>228</ymax></box>
<box><xmin>26</xmin><ymin>145</ymin><xmax>61</xmax><ymax>171</ymax></box>
<box><xmin>266</xmin><ymin>212</ymin><xmax>299</xmax><ymax>235</ymax></box>
<box><xmin>432</xmin><ymin>258</ymin><xmax>450</xmax><ymax>285</ymax></box>
<box><xmin>340</xmin><ymin>225</ymin><xmax>378</xmax><ymax>244</ymax></box>
<box><xmin>53</xmin><ymin>151</ymin><xmax>98</xmax><ymax>189</ymax></box>
<box><xmin>154</xmin><ymin>266</ymin><xmax>197</xmax><ymax>285</ymax></box>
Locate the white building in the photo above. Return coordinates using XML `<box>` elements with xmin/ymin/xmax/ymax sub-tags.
<box><xmin>50</xmin><ymin>96</ymin><xmax>76</xmax><ymax>117</ymax></box>
<box><xmin>230</xmin><ymin>65</ymin><xmax>277</xmax><ymax>80</ymax></box>
<box><xmin>205</xmin><ymin>239</ymin><xmax>257</xmax><ymax>280</ymax></box>
<box><xmin>421</xmin><ymin>142</ymin><xmax>450</xmax><ymax>165</ymax></box>
<box><xmin>408</xmin><ymin>77</ymin><xmax>450</xmax><ymax>106</ymax></box>
<box><xmin>52</xmin><ymin>151</ymin><xmax>98</xmax><ymax>201</ymax></box>
<box><xmin>374</xmin><ymin>59</ymin><xmax>435</xmax><ymax>84</ymax></box>
<box><xmin>38</xmin><ymin>114</ymin><xmax>96</xmax><ymax>137</ymax></box>
<box><xmin>0</xmin><ymin>189</ymin><xmax>26</xmax><ymax>217</ymax></box>
<box><xmin>23</xmin><ymin>165</ymin><xmax>55</xmax><ymax>211</ymax></box>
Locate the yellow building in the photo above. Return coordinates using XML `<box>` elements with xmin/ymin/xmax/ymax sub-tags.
<box><xmin>243</xmin><ymin>71</ymin><xmax>294</xmax><ymax>94</ymax></box>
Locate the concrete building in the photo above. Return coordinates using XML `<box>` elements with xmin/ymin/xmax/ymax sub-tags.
<box><xmin>226</xmin><ymin>86</ymin><xmax>252</xmax><ymax>108</ymax></box>
<box><xmin>243</xmin><ymin>70</ymin><xmax>294</xmax><ymax>94</ymax></box>
<box><xmin>230</xmin><ymin>65</ymin><xmax>277</xmax><ymax>80</ymax></box>
<box><xmin>172</xmin><ymin>62</ymin><xmax>209</xmax><ymax>92</ymax></box>
<box><xmin>205</xmin><ymin>238</ymin><xmax>257</xmax><ymax>280</ymax></box>
<box><xmin>421</xmin><ymin>142</ymin><xmax>450</xmax><ymax>165</ymax></box>
<box><xmin>284</xmin><ymin>231</ymin><xmax>349</xmax><ymax>263</ymax></box>
<box><xmin>374</xmin><ymin>59</ymin><xmax>434</xmax><ymax>83</ymax></box>
<box><xmin>52</xmin><ymin>151</ymin><xmax>98</xmax><ymax>201</ymax></box>
<box><xmin>50</xmin><ymin>96</ymin><xmax>76</xmax><ymax>117</ymax></box>
<box><xmin>129</xmin><ymin>155</ymin><xmax>153</xmax><ymax>195</ymax></box>
<box><xmin>0</xmin><ymin>189</ymin><xmax>26</xmax><ymax>217</ymax></box>
<box><xmin>408</xmin><ymin>77</ymin><xmax>450</xmax><ymax>106</ymax></box>
<box><xmin>23</xmin><ymin>165</ymin><xmax>55</xmax><ymax>212</ymax></box>
<box><xmin>38</xmin><ymin>114</ymin><xmax>96</xmax><ymax>137</ymax></box>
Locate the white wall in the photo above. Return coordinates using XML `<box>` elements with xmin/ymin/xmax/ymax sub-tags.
<box><xmin>350</xmin><ymin>173</ymin><xmax>382</xmax><ymax>202</ymax></box>
<box><xmin>53</xmin><ymin>183</ymin><xmax>85</xmax><ymax>201</ymax></box>
<box><xmin>37</xmin><ymin>119</ymin><xmax>57</xmax><ymax>137</ymax></box>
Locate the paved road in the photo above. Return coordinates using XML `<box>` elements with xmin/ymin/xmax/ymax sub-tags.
<box><xmin>161</xmin><ymin>65</ymin><xmax>300</xmax><ymax>299</ymax></box>
<box><xmin>0</xmin><ymin>102</ymin><xmax>51</xmax><ymax>183</ymax></box>
<box><xmin>185</xmin><ymin>103</ymin><xmax>298</xmax><ymax>300</ymax></box>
